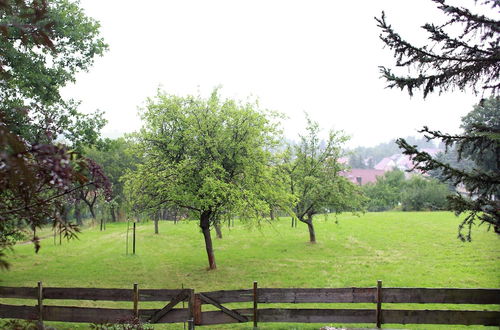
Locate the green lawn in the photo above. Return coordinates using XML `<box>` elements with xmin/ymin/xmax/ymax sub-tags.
<box><xmin>1</xmin><ymin>212</ymin><xmax>499</xmax><ymax>329</ymax></box>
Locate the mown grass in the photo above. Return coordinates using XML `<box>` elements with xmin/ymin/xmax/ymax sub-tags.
<box><xmin>1</xmin><ymin>212</ymin><xmax>499</xmax><ymax>329</ymax></box>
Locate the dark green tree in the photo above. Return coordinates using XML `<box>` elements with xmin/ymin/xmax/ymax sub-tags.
<box><xmin>363</xmin><ymin>169</ymin><xmax>405</xmax><ymax>211</ymax></box>
<box><xmin>377</xmin><ymin>0</ymin><xmax>499</xmax><ymax>239</ymax></box>
<box><xmin>401</xmin><ymin>176</ymin><xmax>450</xmax><ymax>211</ymax></box>
<box><xmin>84</xmin><ymin>138</ymin><xmax>140</xmax><ymax>222</ymax></box>
<box><xmin>376</xmin><ymin>0</ymin><xmax>499</xmax><ymax>97</ymax></box>
<box><xmin>0</xmin><ymin>0</ymin><xmax>108</xmax><ymax>268</ymax></box>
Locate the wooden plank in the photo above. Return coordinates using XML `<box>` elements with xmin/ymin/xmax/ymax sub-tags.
<box><xmin>43</xmin><ymin>287</ymin><xmax>133</xmax><ymax>301</ymax></box>
<box><xmin>0</xmin><ymin>304</ymin><xmax>188</xmax><ymax>324</ymax></box>
<box><xmin>148</xmin><ymin>289</ymin><xmax>188</xmax><ymax>323</ymax></box>
<box><xmin>258</xmin><ymin>288</ymin><xmax>376</xmax><ymax>303</ymax></box>
<box><xmin>258</xmin><ymin>308</ymin><xmax>376</xmax><ymax>323</ymax></box>
<box><xmin>139</xmin><ymin>289</ymin><xmax>188</xmax><ymax>301</ymax></box>
<box><xmin>200</xmin><ymin>308</ymin><xmax>253</xmax><ymax>325</ymax></box>
<box><xmin>200</xmin><ymin>308</ymin><xmax>375</xmax><ymax>325</ymax></box>
<box><xmin>43</xmin><ymin>305</ymin><xmax>132</xmax><ymax>323</ymax></box>
<box><xmin>199</xmin><ymin>293</ymin><xmax>248</xmax><ymax>322</ymax></box>
<box><xmin>198</xmin><ymin>289</ymin><xmax>253</xmax><ymax>304</ymax></box>
<box><xmin>0</xmin><ymin>304</ymin><xmax>38</xmax><ymax>320</ymax></box>
<box><xmin>139</xmin><ymin>308</ymin><xmax>188</xmax><ymax>324</ymax></box>
<box><xmin>3</xmin><ymin>286</ymin><xmax>498</xmax><ymax>304</ymax></box>
<box><xmin>382</xmin><ymin>309</ymin><xmax>500</xmax><ymax>326</ymax></box>
<box><xmin>41</xmin><ymin>287</ymin><xmax>186</xmax><ymax>301</ymax></box>
<box><xmin>383</xmin><ymin>288</ymin><xmax>500</xmax><ymax>304</ymax></box>
<box><xmin>0</xmin><ymin>286</ymin><xmax>37</xmax><ymax>299</ymax></box>
<box><xmin>44</xmin><ymin>306</ymin><xmax>188</xmax><ymax>323</ymax></box>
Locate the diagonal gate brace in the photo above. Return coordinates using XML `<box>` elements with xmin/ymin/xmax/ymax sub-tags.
<box><xmin>198</xmin><ymin>293</ymin><xmax>248</xmax><ymax>323</ymax></box>
<box><xmin>148</xmin><ymin>289</ymin><xmax>188</xmax><ymax>323</ymax></box>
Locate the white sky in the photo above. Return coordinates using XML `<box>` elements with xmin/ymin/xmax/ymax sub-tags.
<box><xmin>61</xmin><ymin>0</ymin><xmax>484</xmax><ymax>148</ymax></box>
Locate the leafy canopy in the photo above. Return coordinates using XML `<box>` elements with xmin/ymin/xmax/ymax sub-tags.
<box><xmin>283</xmin><ymin>116</ymin><xmax>365</xmax><ymax>221</ymax></box>
<box><xmin>124</xmin><ymin>89</ymin><xmax>291</xmax><ymax>223</ymax></box>
<box><xmin>0</xmin><ymin>0</ymin><xmax>108</xmax><ymax>268</ymax></box>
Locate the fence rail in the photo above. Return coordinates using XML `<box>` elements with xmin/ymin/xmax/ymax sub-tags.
<box><xmin>0</xmin><ymin>281</ymin><xmax>499</xmax><ymax>328</ymax></box>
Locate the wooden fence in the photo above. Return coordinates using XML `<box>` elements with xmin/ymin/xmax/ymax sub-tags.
<box><xmin>0</xmin><ymin>281</ymin><xmax>499</xmax><ymax>328</ymax></box>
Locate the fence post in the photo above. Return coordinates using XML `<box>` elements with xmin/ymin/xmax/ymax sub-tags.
<box><xmin>133</xmin><ymin>283</ymin><xmax>139</xmax><ymax>318</ymax></box>
<box><xmin>133</xmin><ymin>222</ymin><xmax>136</xmax><ymax>255</ymax></box>
<box><xmin>253</xmin><ymin>281</ymin><xmax>258</xmax><ymax>329</ymax></box>
<box><xmin>37</xmin><ymin>281</ymin><xmax>43</xmax><ymax>330</ymax></box>
<box><xmin>187</xmin><ymin>318</ymin><xmax>194</xmax><ymax>330</ymax></box>
<box><xmin>376</xmin><ymin>280</ymin><xmax>382</xmax><ymax>328</ymax></box>
<box><xmin>187</xmin><ymin>289</ymin><xmax>196</xmax><ymax>329</ymax></box>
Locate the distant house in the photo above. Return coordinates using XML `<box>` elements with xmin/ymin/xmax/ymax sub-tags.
<box><xmin>341</xmin><ymin>169</ymin><xmax>385</xmax><ymax>185</ymax></box>
<box><xmin>374</xmin><ymin>157</ymin><xmax>396</xmax><ymax>171</ymax></box>
<box><xmin>374</xmin><ymin>149</ymin><xmax>442</xmax><ymax>172</ymax></box>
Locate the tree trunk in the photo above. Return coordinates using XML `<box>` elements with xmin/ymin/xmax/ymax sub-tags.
<box><xmin>306</xmin><ymin>221</ymin><xmax>316</xmax><ymax>243</ymax></box>
<box><xmin>214</xmin><ymin>221</ymin><xmax>222</xmax><ymax>239</ymax></box>
<box><xmin>74</xmin><ymin>201</ymin><xmax>82</xmax><ymax>226</ymax></box>
<box><xmin>200</xmin><ymin>210</ymin><xmax>216</xmax><ymax>270</ymax></box>
<box><xmin>270</xmin><ymin>208</ymin><xmax>275</xmax><ymax>221</ymax></box>
<box><xmin>154</xmin><ymin>218</ymin><xmax>159</xmax><ymax>234</ymax></box>
<box><xmin>89</xmin><ymin>207</ymin><xmax>96</xmax><ymax>225</ymax></box>
<box><xmin>110</xmin><ymin>206</ymin><xmax>117</xmax><ymax>222</ymax></box>
<box><xmin>298</xmin><ymin>214</ymin><xmax>316</xmax><ymax>243</ymax></box>
<box><xmin>80</xmin><ymin>190</ymin><xmax>97</xmax><ymax>226</ymax></box>
<box><xmin>305</xmin><ymin>213</ymin><xmax>316</xmax><ymax>243</ymax></box>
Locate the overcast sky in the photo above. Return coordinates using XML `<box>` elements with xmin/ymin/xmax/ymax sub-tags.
<box><xmin>61</xmin><ymin>0</ymin><xmax>484</xmax><ymax>148</ymax></box>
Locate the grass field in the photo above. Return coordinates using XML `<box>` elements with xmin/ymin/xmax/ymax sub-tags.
<box><xmin>1</xmin><ymin>211</ymin><xmax>499</xmax><ymax>329</ymax></box>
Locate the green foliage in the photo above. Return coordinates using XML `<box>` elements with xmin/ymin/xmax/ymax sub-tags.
<box><xmin>124</xmin><ymin>89</ymin><xmax>292</xmax><ymax>267</ymax></box>
<box><xmin>282</xmin><ymin>116</ymin><xmax>365</xmax><ymax>242</ymax></box>
<box><xmin>364</xmin><ymin>170</ymin><xmax>450</xmax><ymax>212</ymax></box>
<box><xmin>1</xmin><ymin>0</ymin><xmax>108</xmax><ymax>147</ymax></box>
<box><xmin>396</xmin><ymin>98</ymin><xmax>500</xmax><ymax>239</ymax></box>
<box><xmin>0</xmin><ymin>0</ymin><xmax>108</xmax><ymax>268</ymax></box>
<box><xmin>378</xmin><ymin>0</ymin><xmax>500</xmax><ymax>240</ymax></box>
<box><xmin>90</xmin><ymin>317</ymin><xmax>154</xmax><ymax>330</ymax></box>
<box><xmin>0</xmin><ymin>0</ymin><xmax>107</xmax><ymax>108</ymax></box>
<box><xmin>459</xmin><ymin>97</ymin><xmax>500</xmax><ymax>180</ymax></box>
<box><xmin>363</xmin><ymin>169</ymin><xmax>405</xmax><ymax>211</ymax></box>
<box><xmin>85</xmin><ymin>138</ymin><xmax>140</xmax><ymax>209</ymax></box>
<box><xmin>289</xmin><ymin>117</ymin><xmax>365</xmax><ymax>217</ymax></box>
<box><xmin>376</xmin><ymin>0</ymin><xmax>499</xmax><ymax>97</ymax></box>
<box><xmin>401</xmin><ymin>176</ymin><xmax>450</xmax><ymax>211</ymax></box>
<box><xmin>125</xmin><ymin>89</ymin><xmax>289</xmax><ymax>218</ymax></box>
